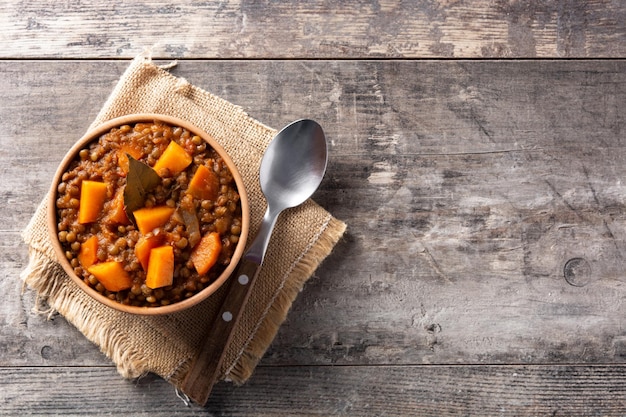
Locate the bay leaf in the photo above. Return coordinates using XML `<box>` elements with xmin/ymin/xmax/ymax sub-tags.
<box><xmin>124</xmin><ymin>154</ymin><xmax>161</xmax><ymax>223</ymax></box>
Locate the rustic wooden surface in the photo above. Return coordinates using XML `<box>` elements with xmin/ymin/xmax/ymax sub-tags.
<box><xmin>1</xmin><ymin>1</ymin><xmax>625</xmax><ymax>416</ymax></box>
<box><xmin>1</xmin><ymin>0</ymin><xmax>625</xmax><ymax>58</ymax></box>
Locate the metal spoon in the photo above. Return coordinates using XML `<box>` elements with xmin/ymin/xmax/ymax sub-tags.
<box><xmin>182</xmin><ymin>119</ymin><xmax>328</xmax><ymax>405</ymax></box>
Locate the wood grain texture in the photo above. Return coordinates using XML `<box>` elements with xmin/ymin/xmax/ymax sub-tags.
<box><xmin>2</xmin><ymin>60</ymin><xmax>625</xmax><ymax>414</ymax></box>
<box><xmin>0</xmin><ymin>0</ymin><xmax>624</xmax><ymax>59</ymax></box>
<box><xmin>1</xmin><ymin>365</ymin><xmax>625</xmax><ymax>416</ymax></box>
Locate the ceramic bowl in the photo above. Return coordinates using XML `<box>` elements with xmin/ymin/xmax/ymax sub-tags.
<box><xmin>47</xmin><ymin>114</ymin><xmax>249</xmax><ymax>315</ymax></box>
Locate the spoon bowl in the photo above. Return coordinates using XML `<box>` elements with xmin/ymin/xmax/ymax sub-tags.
<box><xmin>248</xmin><ymin>119</ymin><xmax>327</xmax><ymax>263</ymax></box>
<box><xmin>260</xmin><ymin>119</ymin><xmax>327</xmax><ymax>210</ymax></box>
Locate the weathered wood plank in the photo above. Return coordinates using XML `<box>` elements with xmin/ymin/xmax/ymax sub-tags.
<box><xmin>1</xmin><ymin>365</ymin><xmax>625</xmax><ymax>415</ymax></box>
<box><xmin>1</xmin><ymin>60</ymin><xmax>625</xmax><ymax>372</ymax></box>
<box><xmin>0</xmin><ymin>1</ymin><xmax>624</xmax><ymax>59</ymax></box>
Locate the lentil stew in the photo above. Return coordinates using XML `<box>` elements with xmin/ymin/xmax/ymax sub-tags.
<box><xmin>50</xmin><ymin>115</ymin><xmax>248</xmax><ymax>313</ymax></box>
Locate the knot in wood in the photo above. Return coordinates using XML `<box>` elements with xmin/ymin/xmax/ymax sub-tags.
<box><xmin>563</xmin><ymin>257</ymin><xmax>591</xmax><ymax>287</ymax></box>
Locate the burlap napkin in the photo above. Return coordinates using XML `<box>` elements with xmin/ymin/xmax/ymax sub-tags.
<box><xmin>20</xmin><ymin>54</ymin><xmax>346</xmax><ymax>388</ymax></box>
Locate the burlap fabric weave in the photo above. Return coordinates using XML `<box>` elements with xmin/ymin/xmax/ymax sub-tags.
<box><xmin>20</xmin><ymin>55</ymin><xmax>346</xmax><ymax>387</ymax></box>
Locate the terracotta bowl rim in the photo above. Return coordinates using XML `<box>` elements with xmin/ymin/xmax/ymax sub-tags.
<box><xmin>47</xmin><ymin>113</ymin><xmax>250</xmax><ymax>316</ymax></box>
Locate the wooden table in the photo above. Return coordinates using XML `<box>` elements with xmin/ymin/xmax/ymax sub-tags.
<box><xmin>2</xmin><ymin>1</ymin><xmax>625</xmax><ymax>415</ymax></box>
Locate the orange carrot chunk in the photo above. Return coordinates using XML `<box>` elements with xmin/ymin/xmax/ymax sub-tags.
<box><xmin>187</xmin><ymin>164</ymin><xmax>220</xmax><ymax>201</ymax></box>
<box><xmin>117</xmin><ymin>144</ymin><xmax>144</xmax><ymax>174</ymax></box>
<box><xmin>135</xmin><ymin>234</ymin><xmax>165</xmax><ymax>271</ymax></box>
<box><xmin>106</xmin><ymin>187</ymin><xmax>130</xmax><ymax>225</ymax></box>
<box><xmin>153</xmin><ymin>140</ymin><xmax>192</xmax><ymax>176</ymax></box>
<box><xmin>87</xmin><ymin>261</ymin><xmax>132</xmax><ymax>292</ymax></box>
<box><xmin>78</xmin><ymin>180</ymin><xmax>108</xmax><ymax>224</ymax></box>
<box><xmin>133</xmin><ymin>206</ymin><xmax>175</xmax><ymax>235</ymax></box>
<box><xmin>146</xmin><ymin>245</ymin><xmax>174</xmax><ymax>289</ymax></box>
<box><xmin>78</xmin><ymin>236</ymin><xmax>98</xmax><ymax>268</ymax></box>
<box><xmin>190</xmin><ymin>232</ymin><xmax>222</xmax><ymax>275</ymax></box>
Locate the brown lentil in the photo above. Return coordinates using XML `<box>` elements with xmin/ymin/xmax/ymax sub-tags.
<box><xmin>55</xmin><ymin>120</ymin><xmax>242</xmax><ymax>308</ymax></box>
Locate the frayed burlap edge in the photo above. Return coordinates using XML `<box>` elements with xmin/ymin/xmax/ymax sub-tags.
<box><xmin>169</xmin><ymin>215</ymin><xmax>347</xmax><ymax>385</ymax></box>
<box><xmin>226</xmin><ymin>216</ymin><xmax>347</xmax><ymax>383</ymax></box>
<box><xmin>22</xmin><ymin>198</ymin><xmax>347</xmax><ymax>385</ymax></box>
<box><xmin>20</xmin><ymin>198</ymin><xmax>156</xmax><ymax>379</ymax></box>
<box><xmin>20</xmin><ymin>249</ymin><xmax>154</xmax><ymax>379</ymax></box>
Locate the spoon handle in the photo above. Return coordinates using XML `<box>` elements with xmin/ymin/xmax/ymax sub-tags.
<box><xmin>181</xmin><ymin>256</ymin><xmax>261</xmax><ymax>405</ymax></box>
<box><xmin>181</xmin><ymin>205</ymin><xmax>281</xmax><ymax>404</ymax></box>
<box><xmin>244</xmin><ymin>204</ymin><xmax>281</xmax><ymax>264</ymax></box>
